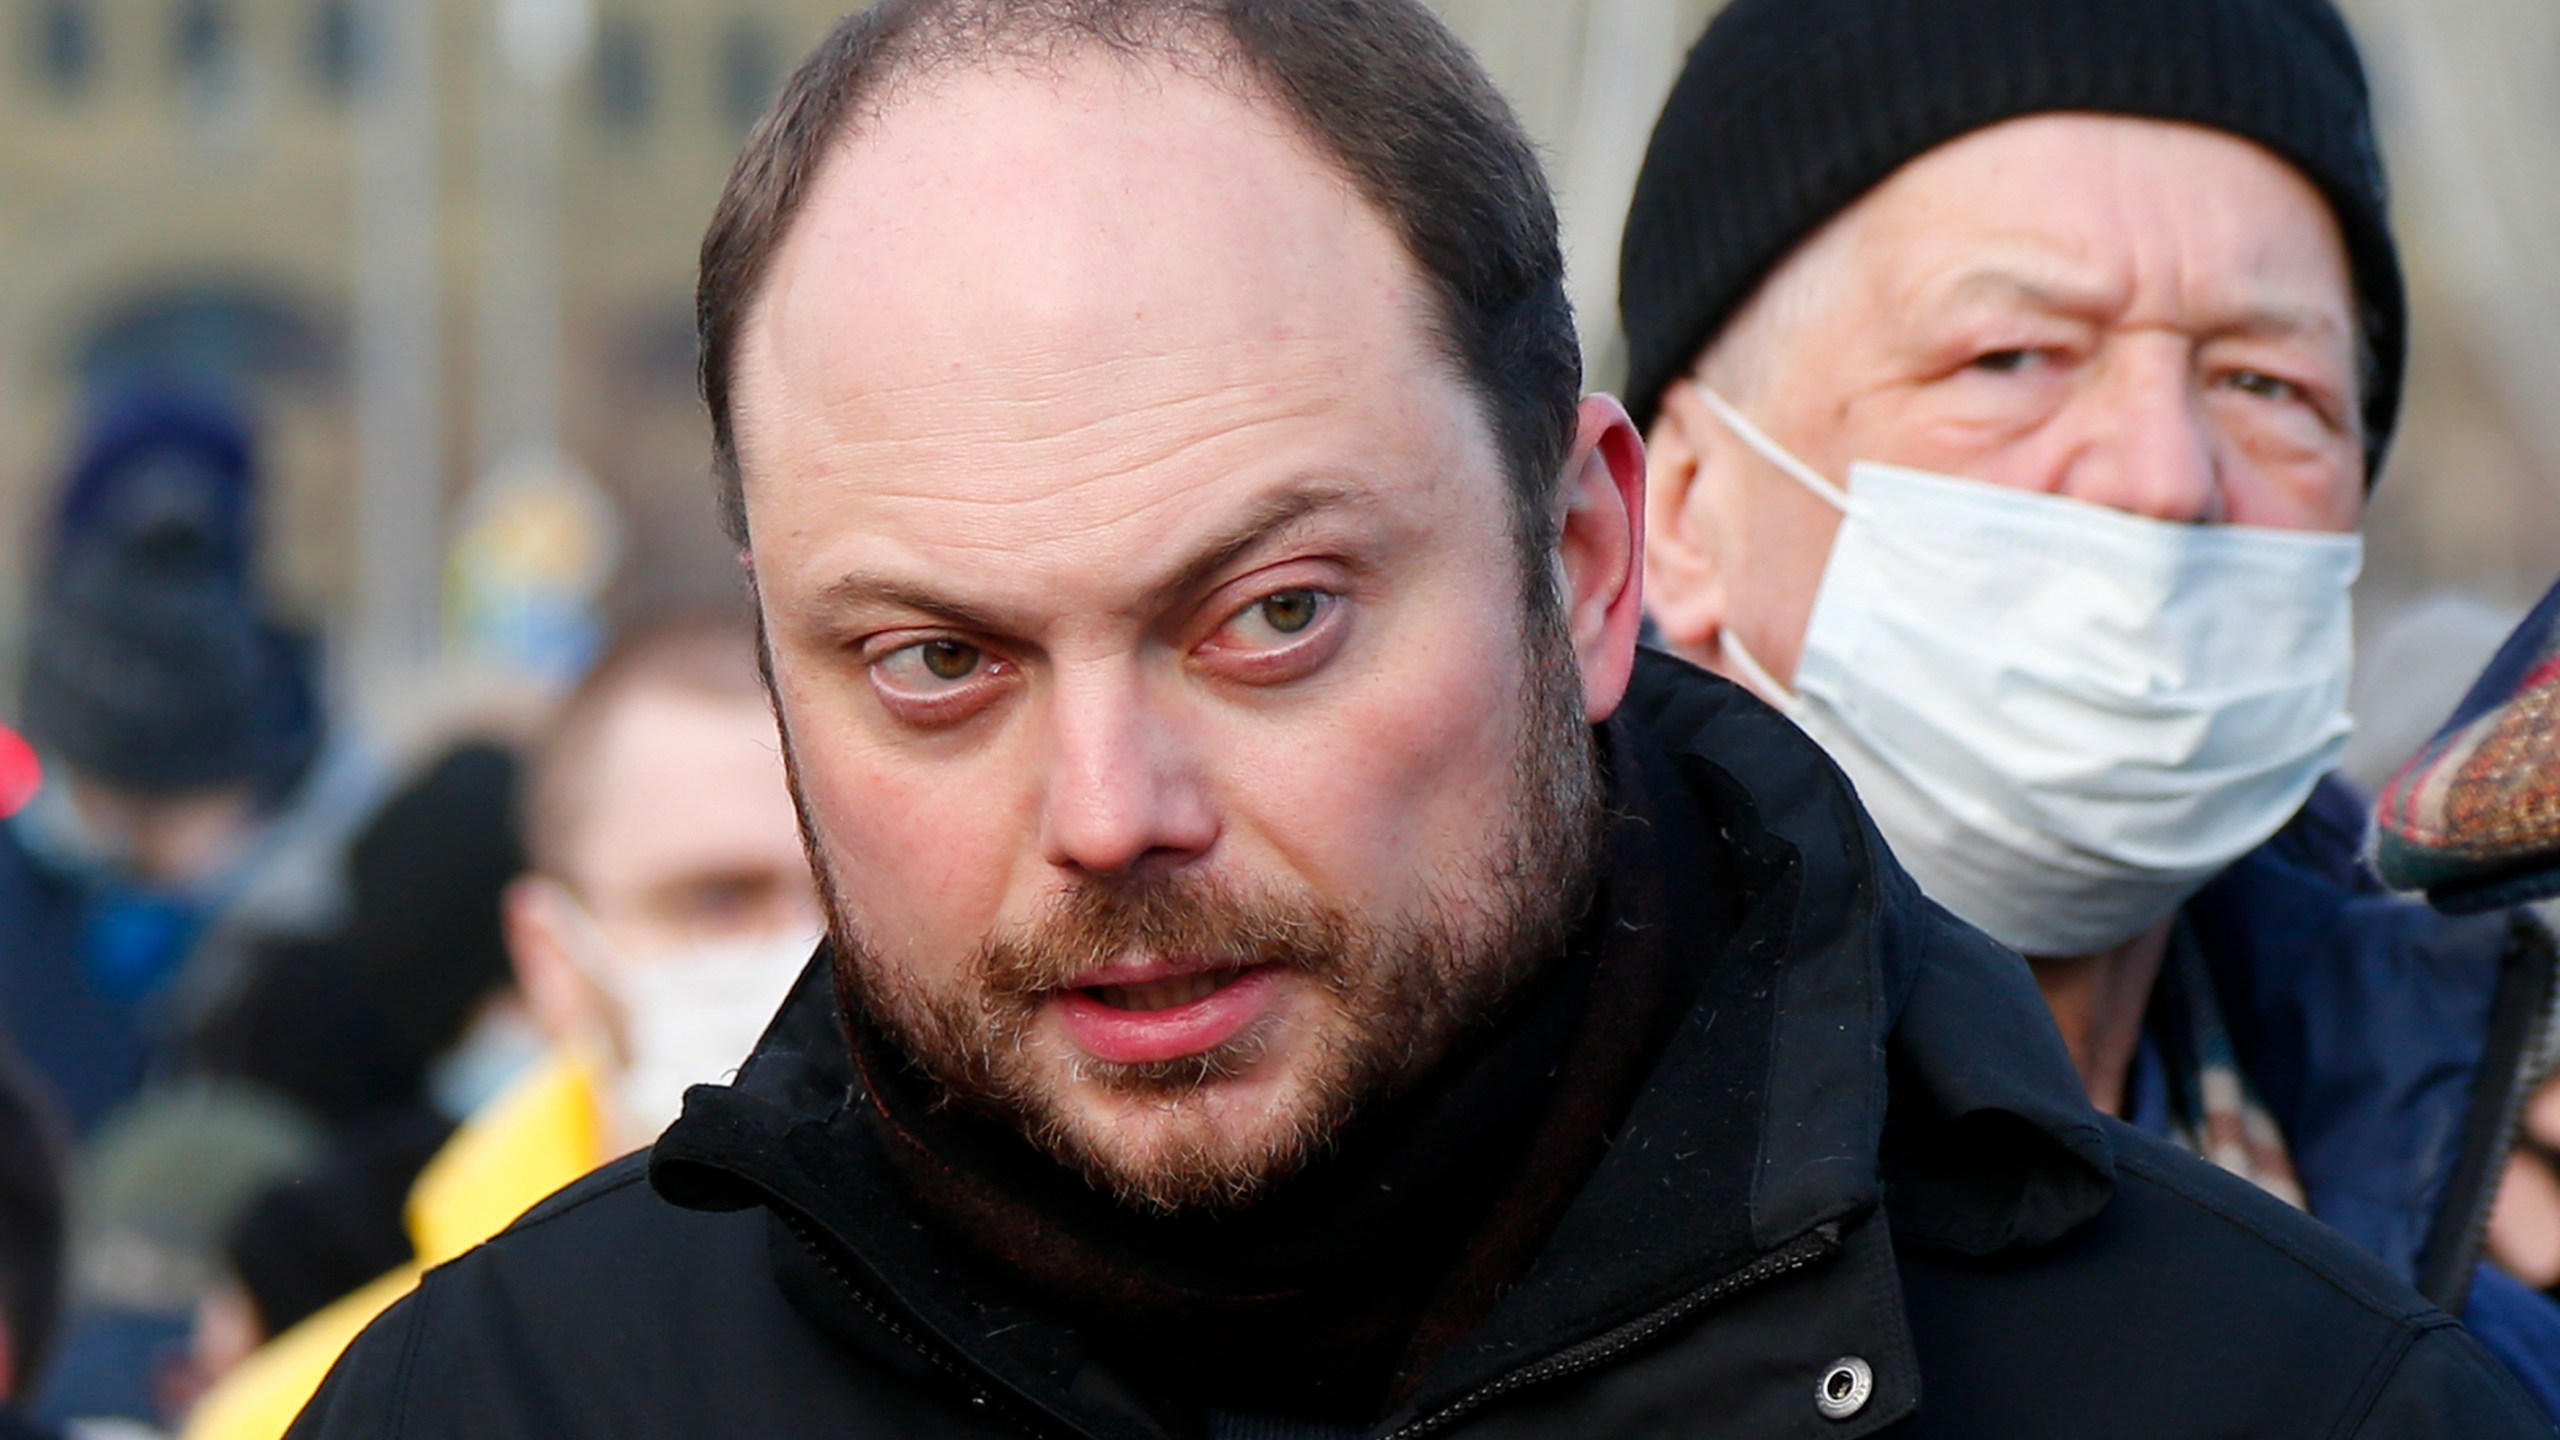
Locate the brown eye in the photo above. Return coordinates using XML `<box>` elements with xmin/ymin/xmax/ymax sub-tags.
<box><xmin>870</xmin><ymin>636</ymin><xmax>1012</xmax><ymax>725</ymax></box>
<box><xmin>920</xmin><ymin>640</ymin><xmax>981</xmax><ymax>681</ymax></box>
<box><xmin>1258</xmin><ymin>590</ymin><xmax>1321</xmax><ymax>635</ymax></box>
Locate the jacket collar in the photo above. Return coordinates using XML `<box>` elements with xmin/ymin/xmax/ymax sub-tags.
<box><xmin>653</xmin><ymin>650</ymin><xmax>2113</xmax><ymax>1434</ymax></box>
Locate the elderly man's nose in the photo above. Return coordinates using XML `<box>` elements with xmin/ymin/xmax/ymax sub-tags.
<box><xmin>1036</xmin><ymin>679</ymin><xmax>1216</xmax><ymax>879</ymax></box>
<box><xmin>2064</xmin><ymin>357</ymin><xmax>2226</xmax><ymax>524</ymax></box>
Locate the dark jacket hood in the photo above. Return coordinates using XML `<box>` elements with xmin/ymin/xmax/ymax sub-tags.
<box><xmin>653</xmin><ymin>650</ymin><xmax>2114</xmax><ymax>1432</ymax></box>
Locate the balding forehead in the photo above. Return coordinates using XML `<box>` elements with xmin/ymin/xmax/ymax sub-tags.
<box><xmin>729</xmin><ymin>49</ymin><xmax>1446</xmax><ymax>501</ymax></box>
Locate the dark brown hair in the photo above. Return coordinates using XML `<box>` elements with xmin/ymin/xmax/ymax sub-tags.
<box><xmin>696</xmin><ymin>0</ymin><xmax>1578</xmax><ymax>575</ymax></box>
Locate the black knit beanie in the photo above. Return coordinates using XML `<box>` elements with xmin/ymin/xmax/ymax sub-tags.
<box><xmin>19</xmin><ymin>464</ymin><xmax>291</xmax><ymax>796</ymax></box>
<box><xmin>1618</xmin><ymin>0</ymin><xmax>2405</xmax><ymax>472</ymax></box>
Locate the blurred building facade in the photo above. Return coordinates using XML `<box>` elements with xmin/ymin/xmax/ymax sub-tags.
<box><xmin>0</xmin><ymin>0</ymin><xmax>846</xmax><ymax>715</ymax></box>
<box><xmin>0</xmin><ymin>0</ymin><xmax>2552</xmax><ymax>724</ymax></box>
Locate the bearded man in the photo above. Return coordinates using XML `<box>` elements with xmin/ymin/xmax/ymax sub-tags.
<box><xmin>285</xmin><ymin>2</ymin><xmax>2545</xmax><ymax>1436</ymax></box>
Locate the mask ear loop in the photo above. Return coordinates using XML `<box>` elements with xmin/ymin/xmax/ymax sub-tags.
<box><xmin>526</xmin><ymin>876</ymin><xmax>638</xmax><ymax>1074</ymax></box>
<box><xmin>1718</xmin><ymin>625</ymin><xmax>1799</xmax><ymax>712</ymax></box>
<box><xmin>1679</xmin><ymin>381</ymin><xmax>1851</xmax><ymax>709</ymax></box>
<box><xmin>529</xmin><ymin>877</ymin><xmax>621</xmax><ymax>987</ymax></box>
<box><xmin>1688</xmin><ymin>381</ymin><xmax>1853</xmax><ymax>513</ymax></box>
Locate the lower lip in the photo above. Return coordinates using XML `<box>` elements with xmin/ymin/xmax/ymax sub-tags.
<box><xmin>1052</xmin><ymin>966</ymin><xmax>1286</xmax><ymax>1066</ymax></box>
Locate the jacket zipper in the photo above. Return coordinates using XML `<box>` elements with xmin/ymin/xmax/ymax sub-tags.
<box><xmin>1375</xmin><ymin>1223</ymin><xmax>1843</xmax><ymax>1440</ymax></box>
<box><xmin>776</xmin><ymin>1207</ymin><xmax>1058</xmax><ymax>1439</ymax></box>
<box><xmin>2419</xmin><ymin>911</ymin><xmax>2560</xmax><ymax>1312</ymax></box>
<box><xmin>785</xmin><ymin>1205</ymin><xmax>1841</xmax><ymax>1440</ymax></box>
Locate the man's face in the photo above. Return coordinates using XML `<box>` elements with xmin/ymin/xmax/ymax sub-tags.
<box><xmin>1644</xmin><ymin>115</ymin><xmax>2366</xmax><ymax>688</ymax></box>
<box><xmin>733</xmin><ymin>55</ymin><xmax>1634</xmax><ymax>1211</ymax></box>
<box><xmin>518</xmin><ymin>683</ymin><xmax>821</xmax><ymax>1072</ymax></box>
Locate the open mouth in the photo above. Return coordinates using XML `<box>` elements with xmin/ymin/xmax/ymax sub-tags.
<box><xmin>1052</xmin><ymin>961</ymin><xmax>1285</xmax><ymax>1066</ymax></box>
<box><xmin>1080</xmin><ymin>967</ymin><xmax>1252</xmax><ymax>1013</ymax></box>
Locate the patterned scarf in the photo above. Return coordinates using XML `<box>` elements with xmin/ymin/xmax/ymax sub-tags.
<box><xmin>2147</xmin><ymin>920</ymin><xmax>2305</xmax><ymax>1209</ymax></box>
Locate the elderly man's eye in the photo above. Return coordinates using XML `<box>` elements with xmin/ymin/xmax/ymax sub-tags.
<box><xmin>1969</xmin><ymin>348</ymin><xmax>2041</xmax><ymax>374</ymax></box>
<box><xmin>2225</xmin><ymin>370</ymin><xmax>2304</xmax><ymax>403</ymax></box>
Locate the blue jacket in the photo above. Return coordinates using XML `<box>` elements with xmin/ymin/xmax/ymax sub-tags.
<box><xmin>0</xmin><ymin>825</ymin><xmax>162</xmax><ymax>1133</ymax></box>
<box><xmin>2184</xmin><ymin>776</ymin><xmax>2560</xmax><ymax>1412</ymax></box>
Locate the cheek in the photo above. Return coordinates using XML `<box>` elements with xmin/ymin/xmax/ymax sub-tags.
<box><xmin>1724</xmin><ymin>479</ymin><xmax>1843</xmax><ymax>679</ymax></box>
<box><xmin>2283</xmin><ymin>452</ymin><xmax>2366</xmax><ymax>533</ymax></box>
<box><xmin>1218</xmin><ymin>607</ymin><xmax>1533</xmax><ymax>913</ymax></box>
<box><xmin>777</xmin><ymin>678</ymin><xmax>1031</xmax><ymax>988</ymax></box>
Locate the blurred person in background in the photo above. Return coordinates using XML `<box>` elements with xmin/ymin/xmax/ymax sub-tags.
<box><xmin>166</xmin><ymin>740</ymin><xmax>532</xmax><ymax>1415</ymax></box>
<box><xmin>0</xmin><ymin>385</ymin><xmax>374</xmax><ymax>1136</ymax></box>
<box><xmin>29</xmin><ymin>741</ymin><xmax>523</xmax><ymax>1435</ymax></box>
<box><xmin>1620</xmin><ymin>0</ymin><xmax>2560</xmax><ymax>1411</ymax></box>
<box><xmin>0</xmin><ymin>385</ymin><xmax>376</xmax><ymax>1435</ymax></box>
<box><xmin>199</xmin><ymin>741</ymin><xmax>532</xmax><ymax>1140</ymax></box>
<box><xmin>181</xmin><ymin>612</ymin><xmax>819</xmax><ymax>1440</ymax></box>
<box><xmin>0</xmin><ymin>1044</ymin><xmax>68</xmax><ymax>1440</ymax></box>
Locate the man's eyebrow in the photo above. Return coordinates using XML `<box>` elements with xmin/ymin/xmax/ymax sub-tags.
<box><xmin>809</xmin><ymin>480</ymin><xmax>1378</xmax><ymax>636</ymax></box>
<box><xmin>1138</xmin><ymin>480</ymin><xmax>1375</xmax><ymax>614</ymax></box>
<box><xmin>810</xmin><ymin>573</ymin><xmax>1011</xmax><ymax>635</ymax></box>
<box><xmin>2209</xmin><ymin>304</ymin><xmax>2353</xmax><ymax>350</ymax></box>
<box><xmin>1937</xmin><ymin>266</ymin><xmax>2118</xmax><ymax>316</ymax></box>
<box><xmin>1939</xmin><ymin>267</ymin><xmax>2351</xmax><ymax>347</ymax></box>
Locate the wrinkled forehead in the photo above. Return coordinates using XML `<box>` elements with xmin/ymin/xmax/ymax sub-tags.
<box><xmin>1847</xmin><ymin>116</ymin><xmax>2355</xmax><ymax>328</ymax></box>
<box><xmin>728</xmin><ymin>48</ymin><xmax>1474</xmax><ymax>536</ymax></box>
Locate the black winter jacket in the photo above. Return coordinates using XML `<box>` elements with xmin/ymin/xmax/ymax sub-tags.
<box><xmin>287</xmin><ymin>655</ymin><xmax>2553</xmax><ymax>1438</ymax></box>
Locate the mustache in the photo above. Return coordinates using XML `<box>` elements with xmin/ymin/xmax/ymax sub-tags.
<box><xmin>972</xmin><ymin>873</ymin><xmax>1365</xmax><ymax>1001</ymax></box>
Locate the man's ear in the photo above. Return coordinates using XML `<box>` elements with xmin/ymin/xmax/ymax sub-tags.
<box><xmin>1556</xmin><ymin>394</ymin><xmax>1647</xmax><ymax>724</ymax></box>
<box><xmin>1641</xmin><ymin>379</ymin><xmax>1730</xmax><ymax>661</ymax></box>
<box><xmin>504</xmin><ymin>876</ymin><xmax>608</xmax><ymax>1057</ymax></box>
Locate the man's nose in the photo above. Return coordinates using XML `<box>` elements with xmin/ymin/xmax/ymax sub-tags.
<box><xmin>2058</xmin><ymin>346</ymin><xmax>2226</xmax><ymax>524</ymax></box>
<box><xmin>1036</xmin><ymin>668</ymin><xmax>1218</xmax><ymax>880</ymax></box>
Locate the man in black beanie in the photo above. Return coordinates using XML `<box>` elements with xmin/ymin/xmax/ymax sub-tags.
<box><xmin>1</xmin><ymin>387</ymin><xmax>343</xmax><ymax>1134</ymax></box>
<box><xmin>1622</xmin><ymin>0</ymin><xmax>2560</xmax><ymax>1415</ymax></box>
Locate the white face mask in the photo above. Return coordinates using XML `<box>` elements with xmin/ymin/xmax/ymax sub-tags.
<box><xmin>554</xmin><ymin>894</ymin><xmax>822</xmax><ymax>1149</ymax></box>
<box><xmin>1693</xmin><ymin>385</ymin><xmax>2361</xmax><ymax>957</ymax></box>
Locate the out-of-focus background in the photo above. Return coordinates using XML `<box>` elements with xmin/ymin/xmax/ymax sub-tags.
<box><xmin>0</xmin><ymin>2</ymin><xmax>2553</xmax><ymax>1436</ymax></box>
<box><xmin>0</xmin><ymin>0</ymin><xmax>2550</xmax><ymax>756</ymax></box>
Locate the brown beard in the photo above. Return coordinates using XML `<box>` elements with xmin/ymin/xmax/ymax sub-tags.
<box><xmin>790</xmin><ymin>589</ymin><xmax>1605</xmax><ymax>1214</ymax></box>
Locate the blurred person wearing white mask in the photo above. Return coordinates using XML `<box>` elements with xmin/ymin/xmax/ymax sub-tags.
<box><xmin>181</xmin><ymin>613</ymin><xmax>818</xmax><ymax>1440</ymax></box>
<box><xmin>504</xmin><ymin>618</ymin><xmax>823</xmax><ymax>1155</ymax></box>
<box><xmin>1618</xmin><ymin>0</ymin><xmax>2560</xmax><ymax>1412</ymax></box>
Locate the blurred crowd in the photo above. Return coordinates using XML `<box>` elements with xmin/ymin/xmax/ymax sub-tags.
<box><xmin>0</xmin><ymin>383</ymin><xmax>822</xmax><ymax>1437</ymax></box>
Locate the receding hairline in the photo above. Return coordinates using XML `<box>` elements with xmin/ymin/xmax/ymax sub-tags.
<box><xmin>716</xmin><ymin>10</ymin><xmax>1274</xmax><ymax>472</ymax></box>
<box><xmin>700</xmin><ymin>0</ymin><xmax>1581</xmax><ymax>589</ymax></box>
<box><xmin>723</xmin><ymin>28</ymin><xmax>1476</xmax><ymax>503</ymax></box>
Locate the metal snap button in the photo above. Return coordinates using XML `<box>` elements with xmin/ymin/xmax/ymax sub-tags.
<box><xmin>1816</xmin><ymin>1356</ymin><xmax>1873</xmax><ymax>1421</ymax></box>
